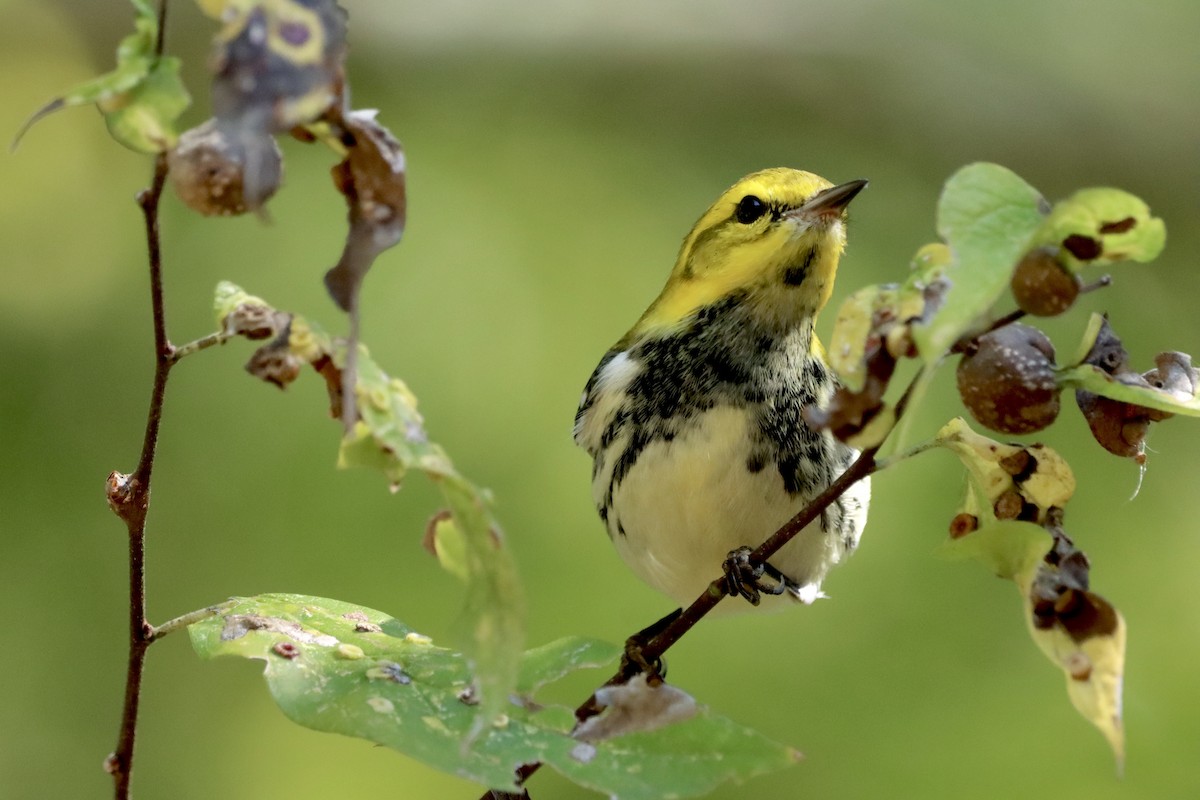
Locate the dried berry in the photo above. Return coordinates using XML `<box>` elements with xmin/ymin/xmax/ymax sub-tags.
<box><xmin>1069</xmin><ymin>319</ymin><xmax>1195</xmax><ymax>460</ymax></box>
<box><xmin>948</xmin><ymin>513</ymin><xmax>978</xmax><ymax>539</ymax></box>
<box><xmin>957</xmin><ymin>324</ymin><xmax>1061</xmax><ymax>434</ymax></box>
<box><xmin>1075</xmin><ymin>391</ymin><xmax>1149</xmax><ymax>459</ymax></box>
<box><xmin>1079</xmin><ymin>316</ymin><xmax>1130</xmax><ymax>375</ymax></box>
<box><xmin>1010</xmin><ymin>247</ymin><xmax>1080</xmax><ymax>317</ymax></box>
<box><xmin>167</xmin><ymin>119</ymin><xmax>282</xmax><ymax>216</ymax></box>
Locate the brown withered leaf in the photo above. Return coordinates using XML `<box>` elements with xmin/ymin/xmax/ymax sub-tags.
<box><xmin>573</xmin><ymin>674</ymin><xmax>699</xmax><ymax>743</ymax></box>
<box><xmin>805</xmin><ymin>336</ymin><xmax>895</xmax><ymax>448</ymax></box>
<box><xmin>1023</xmin><ymin>518</ymin><xmax>1126</xmax><ymax>768</ymax></box>
<box><xmin>323</xmin><ymin>109</ymin><xmax>408</xmax><ymax>311</ymax></box>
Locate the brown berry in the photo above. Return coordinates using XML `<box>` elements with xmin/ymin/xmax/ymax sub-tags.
<box><xmin>1075</xmin><ymin>390</ymin><xmax>1149</xmax><ymax>459</ymax></box>
<box><xmin>1010</xmin><ymin>247</ymin><xmax>1080</xmax><ymax>317</ymax></box>
<box><xmin>167</xmin><ymin>119</ymin><xmax>282</xmax><ymax>216</ymax></box>
<box><xmin>957</xmin><ymin>324</ymin><xmax>1061</xmax><ymax>434</ymax></box>
<box><xmin>949</xmin><ymin>513</ymin><xmax>978</xmax><ymax>539</ymax></box>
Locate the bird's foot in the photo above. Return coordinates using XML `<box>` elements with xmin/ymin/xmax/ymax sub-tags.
<box><xmin>722</xmin><ymin>546</ymin><xmax>790</xmax><ymax>605</ymax></box>
<box><xmin>618</xmin><ymin>607</ymin><xmax>681</xmax><ymax>684</ymax></box>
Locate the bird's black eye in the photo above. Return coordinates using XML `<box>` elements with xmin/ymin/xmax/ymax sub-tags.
<box><xmin>734</xmin><ymin>195</ymin><xmax>767</xmax><ymax>224</ymax></box>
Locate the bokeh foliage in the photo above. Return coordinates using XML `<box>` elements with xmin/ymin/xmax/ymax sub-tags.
<box><xmin>2</xmin><ymin>1</ymin><xmax>1199</xmax><ymax>798</ymax></box>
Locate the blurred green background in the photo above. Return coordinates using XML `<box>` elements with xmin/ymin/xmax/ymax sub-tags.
<box><xmin>2</xmin><ymin>1</ymin><xmax>1199</xmax><ymax>798</ymax></box>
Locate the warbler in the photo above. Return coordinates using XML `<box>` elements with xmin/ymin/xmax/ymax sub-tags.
<box><xmin>574</xmin><ymin>168</ymin><xmax>870</xmax><ymax>611</ymax></box>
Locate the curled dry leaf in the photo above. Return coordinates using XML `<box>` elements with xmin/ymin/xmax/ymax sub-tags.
<box><xmin>573</xmin><ymin>674</ymin><xmax>699</xmax><ymax>743</ymax></box>
<box><xmin>934</xmin><ymin>417</ymin><xmax>1075</xmax><ymax>529</ymax></box>
<box><xmin>1022</xmin><ymin>520</ymin><xmax>1126</xmax><ymax>767</ymax></box>
<box><xmin>323</xmin><ymin>110</ymin><xmax>408</xmax><ymax>311</ymax></box>
<box><xmin>805</xmin><ymin>335</ymin><xmax>896</xmax><ymax>449</ymax></box>
<box><xmin>244</xmin><ymin>328</ymin><xmax>304</xmax><ymax>389</ymax></box>
<box><xmin>815</xmin><ymin>261</ymin><xmax>948</xmax><ymax>447</ymax></box>
<box><xmin>215</xmin><ymin>283</ymin><xmax>301</xmax><ymax>387</ymax></box>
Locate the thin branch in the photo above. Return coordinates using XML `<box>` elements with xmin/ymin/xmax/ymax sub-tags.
<box><xmin>104</xmin><ymin>5</ymin><xmax>175</xmax><ymax>792</ymax></box>
<box><xmin>1080</xmin><ymin>274</ymin><xmax>1113</xmax><ymax>295</ymax></box>
<box><xmin>169</xmin><ymin>331</ymin><xmax>229</xmax><ymax>364</ymax></box>
<box><xmin>950</xmin><ymin>274</ymin><xmax>1112</xmax><ymax>355</ymax></box>
<box><xmin>104</xmin><ymin>150</ymin><xmax>171</xmax><ymax>800</ymax></box>
<box><xmin>148</xmin><ymin>601</ymin><xmax>235</xmax><ymax>642</ymax></box>
<box><xmin>135</xmin><ymin>156</ymin><xmax>174</xmax><ymax>485</ymax></box>
<box><xmin>152</xmin><ymin>0</ymin><xmax>168</xmax><ymax>59</ymax></box>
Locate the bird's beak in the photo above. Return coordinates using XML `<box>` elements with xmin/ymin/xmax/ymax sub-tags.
<box><xmin>791</xmin><ymin>179</ymin><xmax>869</xmax><ymax>221</ymax></box>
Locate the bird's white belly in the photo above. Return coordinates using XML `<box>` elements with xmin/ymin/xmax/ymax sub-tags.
<box><xmin>602</xmin><ymin>405</ymin><xmax>869</xmax><ymax>611</ymax></box>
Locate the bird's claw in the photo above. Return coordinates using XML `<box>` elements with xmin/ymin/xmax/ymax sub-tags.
<box><xmin>617</xmin><ymin>606</ymin><xmax>681</xmax><ymax>684</ymax></box>
<box><xmin>723</xmin><ymin>547</ymin><xmax>789</xmax><ymax>605</ymax></box>
<box><xmin>620</xmin><ymin>635</ymin><xmax>667</xmax><ymax>685</ymax></box>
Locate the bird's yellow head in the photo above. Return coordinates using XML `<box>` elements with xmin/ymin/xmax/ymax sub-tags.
<box><xmin>635</xmin><ymin>168</ymin><xmax>866</xmax><ymax>336</ymax></box>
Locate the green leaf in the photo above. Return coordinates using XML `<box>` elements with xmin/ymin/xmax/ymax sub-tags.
<box><xmin>13</xmin><ymin>0</ymin><xmax>190</xmax><ymax>153</ymax></box>
<box><xmin>190</xmin><ymin>595</ymin><xmax>800</xmax><ymax>797</ymax></box>
<box><xmin>1058</xmin><ymin>364</ymin><xmax>1200</xmax><ymax>417</ymax></box>
<box><xmin>344</xmin><ymin>348</ymin><xmax>456</xmax><ymax>483</ymax></box>
<box><xmin>913</xmin><ymin>163</ymin><xmax>1046</xmax><ymax>357</ymax></box>
<box><xmin>213</xmin><ymin>280</ymin><xmax>268</xmax><ymax>322</ymax></box>
<box><xmin>938</xmin><ymin>519</ymin><xmax>1050</xmax><ymax>582</ymax></box>
<box><xmin>101</xmin><ymin>57</ymin><xmax>191</xmax><ymax>153</ymax></box>
<box><xmin>434</xmin><ymin>474</ymin><xmax>526</xmax><ymax>736</ymax></box>
<box><xmin>516</xmin><ymin>637</ymin><xmax>622</xmax><ymax>696</ymax></box>
<box><xmin>1031</xmin><ymin>187</ymin><xmax>1166</xmax><ymax>269</ymax></box>
<box><xmin>552</xmin><ymin>710</ymin><xmax>802</xmax><ymax>800</ymax></box>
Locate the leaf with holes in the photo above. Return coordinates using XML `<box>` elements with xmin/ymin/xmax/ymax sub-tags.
<box><xmin>1031</xmin><ymin>187</ymin><xmax>1165</xmax><ymax>270</ymax></box>
<box><xmin>932</xmin><ymin>420</ymin><xmax>1125</xmax><ymax>767</ymax></box>
<box><xmin>190</xmin><ymin>595</ymin><xmax>801</xmax><ymax>797</ymax></box>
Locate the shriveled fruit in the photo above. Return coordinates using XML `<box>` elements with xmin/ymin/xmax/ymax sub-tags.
<box><xmin>1075</xmin><ymin>391</ymin><xmax>1149</xmax><ymax>459</ymax></box>
<box><xmin>1071</xmin><ymin>324</ymin><xmax>1198</xmax><ymax>461</ymax></box>
<box><xmin>1011</xmin><ymin>247</ymin><xmax>1080</xmax><ymax>317</ymax></box>
<box><xmin>957</xmin><ymin>324</ymin><xmax>1061</xmax><ymax>434</ymax></box>
<box><xmin>167</xmin><ymin>119</ymin><xmax>282</xmax><ymax>216</ymax></box>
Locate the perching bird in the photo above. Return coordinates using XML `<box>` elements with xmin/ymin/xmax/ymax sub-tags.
<box><xmin>574</xmin><ymin>168</ymin><xmax>870</xmax><ymax>611</ymax></box>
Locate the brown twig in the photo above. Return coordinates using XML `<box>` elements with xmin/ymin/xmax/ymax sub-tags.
<box><xmin>103</xmin><ymin>6</ymin><xmax>175</xmax><ymax>794</ymax></box>
<box><xmin>152</xmin><ymin>0</ymin><xmax>168</xmax><ymax>59</ymax></box>
<box><xmin>103</xmin><ymin>149</ymin><xmax>172</xmax><ymax>798</ymax></box>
